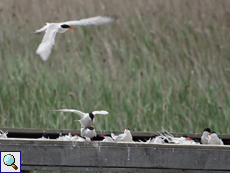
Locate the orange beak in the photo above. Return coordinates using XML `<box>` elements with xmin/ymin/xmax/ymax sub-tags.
<box><xmin>208</xmin><ymin>133</ymin><xmax>211</xmax><ymax>135</ymax></box>
<box><xmin>187</xmin><ymin>137</ymin><xmax>191</xmax><ymax>141</ymax></box>
<box><xmin>91</xmin><ymin>120</ymin><xmax>93</xmax><ymax>125</ymax></box>
<box><xmin>69</xmin><ymin>27</ymin><xmax>74</xmax><ymax>30</ymax></box>
<box><xmin>91</xmin><ymin>130</ymin><xmax>94</xmax><ymax>132</ymax></box>
<box><xmin>99</xmin><ymin>135</ymin><xmax>105</xmax><ymax>137</ymax></box>
<box><xmin>74</xmin><ymin>134</ymin><xmax>78</xmax><ymax>137</ymax></box>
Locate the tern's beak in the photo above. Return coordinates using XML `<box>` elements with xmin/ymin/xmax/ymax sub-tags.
<box><xmin>208</xmin><ymin>133</ymin><xmax>211</xmax><ymax>135</ymax></box>
<box><xmin>69</xmin><ymin>27</ymin><xmax>74</xmax><ymax>30</ymax></box>
<box><xmin>187</xmin><ymin>137</ymin><xmax>191</xmax><ymax>141</ymax></box>
<box><xmin>74</xmin><ymin>134</ymin><xmax>78</xmax><ymax>137</ymax></box>
<box><xmin>91</xmin><ymin>120</ymin><xmax>93</xmax><ymax>125</ymax></box>
<box><xmin>99</xmin><ymin>135</ymin><xmax>105</xmax><ymax>137</ymax></box>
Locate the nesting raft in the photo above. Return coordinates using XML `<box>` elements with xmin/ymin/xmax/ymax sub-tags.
<box><xmin>1</xmin><ymin>128</ymin><xmax>230</xmax><ymax>172</ymax></box>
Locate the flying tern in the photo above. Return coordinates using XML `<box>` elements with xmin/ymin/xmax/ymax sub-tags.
<box><xmin>35</xmin><ymin>16</ymin><xmax>116</xmax><ymax>61</ymax></box>
<box><xmin>50</xmin><ymin>109</ymin><xmax>109</xmax><ymax>127</ymax></box>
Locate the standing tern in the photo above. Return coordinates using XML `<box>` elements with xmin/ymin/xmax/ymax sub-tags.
<box><xmin>207</xmin><ymin>131</ymin><xmax>224</xmax><ymax>145</ymax></box>
<box><xmin>35</xmin><ymin>16</ymin><xmax>116</xmax><ymax>61</ymax></box>
<box><xmin>201</xmin><ymin>128</ymin><xmax>211</xmax><ymax>144</ymax></box>
<box><xmin>50</xmin><ymin>109</ymin><xmax>109</xmax><ymax>127</ymax></box>
<box><xmin>111</xmin><ymin>128</ymin><xmax>133</xmax><ymax>142</ymax></box>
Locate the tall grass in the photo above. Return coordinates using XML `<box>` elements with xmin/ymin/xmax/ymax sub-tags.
<box><xmin>0</xmin><ymin>0</ymin><xmax>230</xmax><ymax>134</ymax></box>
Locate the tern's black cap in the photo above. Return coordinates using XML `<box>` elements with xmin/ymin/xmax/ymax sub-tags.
<box><xmin>61</xmin><ymin>24</ymin><xmax>71</xmax><ymax>28</ymax></box>
<box><xmin>204</xmin><ymin>128</ymin><xmax>211</xmax><ymax>133</ymax></box>
<box><xmin>85</xmin><ymin>127</ymin><xmax>94</xmax><ymax>130</ymax></box>
<box><xmin>89</xmin><ymin>112</ymin><xmax>94</xmax><ymax>120</ymax></box>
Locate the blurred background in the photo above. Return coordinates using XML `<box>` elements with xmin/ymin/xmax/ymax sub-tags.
<box><xmin>0</xmin><ymin>0</ymin><xmax>230</xmax><ymax>134</ymax></box>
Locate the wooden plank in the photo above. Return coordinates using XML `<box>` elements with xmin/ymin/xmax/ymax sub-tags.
<box><xmin>0</xmin><ymin>138</ymin><xmax>230</xmax><ymax>172</ymax></box>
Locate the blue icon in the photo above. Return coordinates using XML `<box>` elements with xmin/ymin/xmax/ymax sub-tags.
<box><xmin>3</xmin><ymin>154</ymin><xmax>18</xmax><ymax>170</ymax></box>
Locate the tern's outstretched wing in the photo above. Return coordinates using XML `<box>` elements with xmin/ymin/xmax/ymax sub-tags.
<box><xmin>63</xmin><ymin>16</ymin><xmax>116</xmax><ymax>26</ymax></box>
<box><xmin>161</xmin><ymin>127</ymin><xmax>174</xmax><ymax>137</ymax></box>
<box><xmin>34</xmin><ymin>23</ymin><xmax>50</xmax><ymax>33</ymax></box>
<box><xmin>92</xmin><ymin>110</ymin><xmax>109</xmax><ymax>115</ymax></box>
<box><xmin>36</xmin><ymin>24</ymin><xmax>59</xmax><ymax>61</ymax></box>
<box><xmin>50</xmin><ymin>109</ymin><xmax>85</xmax><ymax>118</ymax></box>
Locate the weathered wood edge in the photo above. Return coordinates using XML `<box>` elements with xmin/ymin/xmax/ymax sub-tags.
<box><xmin>21</xmin><ymin>165</ymin><xmax>230</xmax><ymax>173</ymax></box>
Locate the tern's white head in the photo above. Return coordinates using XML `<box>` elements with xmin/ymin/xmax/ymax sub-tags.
<box><xmin>208</xmin><ymin>132</ymin><xmax>218</xmax><ymax>138</ymax></box>
<box><xmin>58</xmin><ymin>24</ymin><xmax>74</xmax><ymax>33</ymax></box>
<box><xmin>124</xmin><ymin>128</ymin><xmax>131</xmax><ymax>133</ymax></box>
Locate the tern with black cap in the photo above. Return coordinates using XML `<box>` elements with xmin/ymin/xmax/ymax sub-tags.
<box><xmin>111</xmin><ymin>128</ymin><xmax>133</xmax><ymax>142</ymax></box>
<box><xmin>207</xmin><ymin>131</ymin><xmax>224</xmax><ymax>145</ymax></box>
<box><xmin>81</xmin><ymin>127</ymin><xmax>97</xmax><ymax>140</ymax></box>
<box><xmin>35</xmin><ymin>16</ymin><xmax>116</xmax><ymax>61</ymax></box>
<box><xmin>201</xmin><ymin>127</ymin><xmax>211</xmax><ymax>144</ymax></box>
<box><xmin>50</xmin><ymin>109</ymin><xmax>109</xmax><ymax>127</ymax></box>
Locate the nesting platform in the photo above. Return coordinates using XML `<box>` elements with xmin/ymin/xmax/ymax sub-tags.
<box><xmin>0</xmin><ymin>128</ymin><xmax>230</xmax><ymax>172</ymax></box>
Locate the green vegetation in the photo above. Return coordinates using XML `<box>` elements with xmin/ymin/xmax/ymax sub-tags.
<box><xmin>0</xmin><ymin>0</ymin><xmax>229</xmax><ymax>134</ymax></box>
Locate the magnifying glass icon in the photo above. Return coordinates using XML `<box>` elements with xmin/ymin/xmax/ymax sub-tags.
<box><xmin>3</xmin><ymin>154</ymin><xmax>18</xmax><ymax>170</ymax></box>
